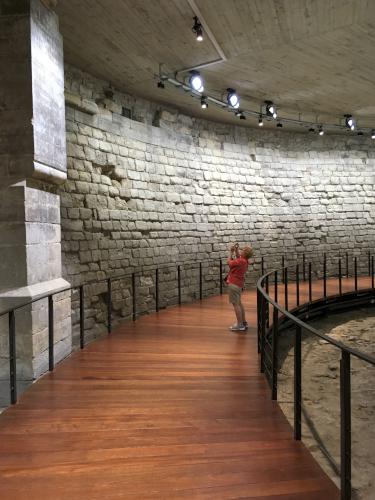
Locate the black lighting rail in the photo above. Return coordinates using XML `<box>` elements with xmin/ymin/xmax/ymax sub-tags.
<box><xmin>256</xmin><ymin>251</ymin><xmax>375</xmax><ymax>500</ymax></box>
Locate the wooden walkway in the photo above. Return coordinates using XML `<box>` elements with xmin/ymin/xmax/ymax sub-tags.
<box><xmin>0</xmin><ymin>282</ymin><xmax>347</xmax><ymax>499</ymax></box>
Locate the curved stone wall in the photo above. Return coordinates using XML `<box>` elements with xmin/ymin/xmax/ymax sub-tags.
<box><xmin>61</xmin><ymin>65</ymin><xmax>375</xmax><ymax>342</ymax></box>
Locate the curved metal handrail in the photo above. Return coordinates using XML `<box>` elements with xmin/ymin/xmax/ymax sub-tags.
<box><xmin>257</xmin><ymin>269</ymin><xmax>375</xmax><ymax>366</ymax></box>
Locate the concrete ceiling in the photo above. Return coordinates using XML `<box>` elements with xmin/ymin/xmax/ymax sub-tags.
<box><xmin>55</xmin><ymin>0</ymin><xmax>375</xmax><ymax>131</ymax></box>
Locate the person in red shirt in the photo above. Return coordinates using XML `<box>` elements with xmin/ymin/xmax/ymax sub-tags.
<box><xmin>227</xmin><ymin>243</ymin><xmax>253</xmax><ymax>331</ymax></box>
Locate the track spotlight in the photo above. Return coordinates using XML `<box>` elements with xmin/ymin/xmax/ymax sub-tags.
<box><xmin>239</xmin><ymin>113</ymin><xmax>246</xmax><ymax>120</ymax></box>
<box><xmin>157</xmin><ymin>80</ymin><xmax>165</xmax><ymax>89</ymax></box>
<box><xmin>265</xmin><ymin>101</ymin><xmax>277</xmax><ymax>119</ymax></box>
<box><xmin>188</xmin><ymin>71</ymin><xmax>204</xmax><ymax>93</ymax></box>
<box><xmin>345</xmin><ymin>115</ymin><xmax>355</xmax><ymax>130</ymax></box>
<box><xmin>235</xmin><ymin>109</ymin><xmax>242</xmax><ymax>117</ymax></box>
<box><xmin>371</xmin><ymin>130</ymin><xmax>375</xmax><ymax>139</ymax></box>
<box><xmin>258</xmin><ymin>115</ymin><xmax>264</xmax><ymax>127</ymax></box>
<box><xmin>201</xmin><ymin>96</ymin><xmax>208</xmax><ymax>109</ymax></box>
<box><xmin>357</xmin><ymin>131</ymin><xmax>363</xmax><ymax>136</ymax></box>
<box><xmin>192</xmin><ymin>16</ymin><xmax>203</xmax><ymax>41</ymax></box>
<box><xmin>318</xmin><ymin>126</ymin><xmax>324</xmax><ymax>136</ymax></box>
<box><xmin>308</xmin><ymin>127</ymin><xmax>315</xmax><ymax>132</ymax></box>
<box><xmin>227</xmin><ymin>88</ymin><xmax>240</xmax><ymax>109</ymax></box>
<box><xmin>276</xmin><ymin>122</ymin><xmax>283</xmax><ymax>128</ymax></box>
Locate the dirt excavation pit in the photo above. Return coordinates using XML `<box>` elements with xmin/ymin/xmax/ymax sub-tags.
<box><xmin>277</xmin><ymin>307</ymin><xmax>375</xmax><ymax>500</ymax></box>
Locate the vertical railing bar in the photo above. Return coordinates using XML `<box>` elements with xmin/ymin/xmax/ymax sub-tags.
<box><xmin>132</xmin><ymin>272</ymin><xmax>136</xmax><ymax>322</ymax></box>
<box><xmin>282</xmin><ymin>256</ymin><xmax>285</xmax><ymax>284</ymax></box>
<box><xmin>199</xmin><ymin>262</ymin><xmax>202</xmax><ymax>300</ymax></box>
<box><xmin>308</xmin><ymin>262</ymin><xmax>312</xmax><ymax>302</ymax></box>
<box><xmin>323</xmin><ymin>253</ymin><xmax>327</xmax><ymax>298</ymax></box>
<box><xmin>178</xmin><ymin>265</ymin><xmax>182</xmax><ymax>304</ymax></box>
<box><xmin>339</xmin><ymin>259</ymin><xmax>342</xmax><ymax>296</ymax></box>
<box><xmin>261</xmin><ymin>256</ymin><xmax>264</xmax><ymax>276</ymax></box>
<box><xmin>294</xmin><ymin>325</ymin><xmax>302</xmax><ymax>440</ymax></box>
<box><xmin>257</xmin><ymin>288</ymin><xmax>261</xmax><ymax>354</ymax></box>
<box><xmin>260</xmin><ymin>296</ymin><xmax>267</xmax><ymax>373</ymax></box>
<box><xmin>274</xmin><ymin>270</ymin><xmax>278</xmax><ymax>303</ymax></box>
<box><xmin>284</xmin><ymin>267</ymin><xmax>288</xmax><ymax>311</ymax></box>
<box><xmin>107</xmin><ymin>278</ymin><xmax>112</xmax><ymax>333</ymax></box>
<box><xmin>296</xmin><ymin>263</ymin><xmax>300</xmax><ymax>307</ymax></box>
<box><xmin>303</xmin><ymin>253</ymin><xmax>306</xmax><ymax>281</ymax></box>
<box><xmin>9</xmin><ymin>310</ymin><xmax>17</xmax><ymax>405</ymax></box>
<box><xmin>155</xmin><ymin>268</ymin><xmax>159</xmax><ymax>312</ymax></box>
<box><xmin>219</xmin><ymin>259</ymin><xmax>223</xmax><ymax>295</ymax></box>
<box><xmin>340</xmin><ymin>350</ymin><xmax>352</xmax><ymax>500</ymax></box>
<box><xmin>346</xmin><ymin>252</ymin><xmax>349</xmax><ymax>279</ymax></box>
<box><xmin>368</xmin><ymin>251</ymin><xmax>371</xmax><ymax>277</ymax></box>
<box><xmin>265</xmin><ymin>274</ymin><xmax>269</xmax><ymax>328</ymax></box>
<box><xmin>271</xmin><ymin>307</ymin><xmax>278</xmax><ymax>400</ymax></box>
<box><xmin>372</xmin><ymin>256</ymin><xmax>374</xmax><ymax>289</ymax></box>
<box><xmin>354</xmin><ymin>257</ymin><xmax>357</xmax><ymax>292</ymax></box>
<box><xmin>48</xmin><ymin>295</ymin><xmax>54</xmax><ymax>371</ymax></box>
<box><xmin>79</xmin><ymin>285</ymin><xmax>85</xmax><ymax>349</ymax></box>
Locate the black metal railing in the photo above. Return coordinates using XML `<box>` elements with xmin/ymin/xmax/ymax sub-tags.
<box><xmin>1</xmin><ymin>257</ymin><xmax>232</xmax><ymax>407</ymax></box>
<box><xmin>257</xmin><ymin>251</ymin><xmax>375</xmax><ymax>500</ymax></box>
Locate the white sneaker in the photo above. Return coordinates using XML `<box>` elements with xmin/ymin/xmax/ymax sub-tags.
<box><xmin>229</xmin><ymin>324</ymin><xmax>246</xmax><ymax>332</ymax></box>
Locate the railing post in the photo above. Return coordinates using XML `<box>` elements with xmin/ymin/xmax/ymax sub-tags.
<box><xmin>260</xmin><ymin>296</ymin><xmax>266</xmax><ymax>374</ymax></box>
<box><xmin>346</xmin><ymin>252</ymin><xmax>349</xmax><ymax>279</ymax></box>
<box><xmin>199</xmin><ymin>262</ymin><xmax>202</xmax><ymax>300</ymax></box>
<box><xmin>107</xmin><ymin>278</ymin><xmax>112</xmax><ymax>333</ymax></box>
<box><xmin>308</xmin><ymin>262</ymin><xmax>312</xmax><ymax>302</ymax></box>
<box><xmin>178</xmin><ymin>265</ymin><xmax>182</xmax><ymax>304</ymax></box>
<box><xmin>284</xmin><ymin>267</ymin><xmax>288</xmax><ymax>311</ymax></box>
<box><xmin>323</xmin><ymin>253</ymin><xmax>327</xmax><ymax>299</ymax></box>
<box><xmin>8</xmin><ymin>310</ymin><xmax>17</xmax><ymax>405</ymax></box>
<box><xmin>271</xmin><ymin>307</ymin><xmax>279</xmax><ymax>400</ymax></box>
<box><xmin>282</xmin><ymin>256</ymin><xmax>285</xmax><ymax>284</ymax></box>
<box><xmin>294</xmin><ymin>325</ymin><xmax>302</xmax><ymax>441</ymax></box>
<box><xmin>339</xmin><ymin>259</ymin><xmax>342</xmax><ymax>296</ymax></box>
<box><xmin>155</xmin><ymin>268</ymin><xmax>159</xmax><ymax>312</ymax></box>
<box><xmin>48</xmin><ymin>295</ymin><xmax>54</xmax><ymax>371</ymax></box>
<box><xmin>265</xmin><ymin>274</ymin><xmax>269</xmax><ymax>328</ymax></box>
<box><xmin>296</xmin><ymin>264</ymin><xmax>300</xmax><ymax>306</ymax></box>
<box><xmin>303</xmin><ymin>253</ymin><xmax>306</xmax><ymax>281</ymax></box>
<box><xmin>132</xmin><ymin>272</ymin><xmax>136</xmax><ymax>322</ymax></box>
<box><xmin>274</xmin><ymin>270</ymin><xmax>278</xmax><ymax>303</ymax></box>
<box><xmin>79</xmin><ymin>285</ymin><xmax>85</xmax><ymax>349</ymax></box>
<box><xmin>257</xmin><ymin>288</ymin><xmax>261</xmax><ymax>354</ymax></box>
<box><xmin>354</xmin><ymin>257</ymin><xmax>357</xmax><ymax>292</ymax></box>
<box><xmin>340</xmin><ymin>351</ymin><xmax>352</xmax><ymax>500</ymax></box>
<box><xmin>261</xmin><ymin>256</ymin><xmax>264</xmax><ymax>276</ymax></box>
<box><xmin>368</xmin><ymin>251</ymin><xmax>371</xmax><ymax>277</ymax></box>
<box><xmin>219</xmin><ymin>259</ymin><xmax>223</xmax><ymax>295</ymax></box>
<box><xmin>372</xmin><ymin>256</ymin><xmax>374</xmax><ymax>289</ymax></box>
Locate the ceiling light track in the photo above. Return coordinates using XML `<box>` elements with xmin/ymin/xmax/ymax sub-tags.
<box><xmin>159</xmin><ymin>73</ymin><xmax>374</xmax><ymax>136</ymax></box>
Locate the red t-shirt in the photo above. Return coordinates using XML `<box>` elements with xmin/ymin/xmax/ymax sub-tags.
<box><xmin>227</xmin><ymin>256</ymin><xmax>249</xmax><ymax>288</ymax></box>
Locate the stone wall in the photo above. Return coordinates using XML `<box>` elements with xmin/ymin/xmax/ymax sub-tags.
<box><xmin>61</xmin><ymin>65</ymin><xmax>375</xmax><ymax>343</ymax></box>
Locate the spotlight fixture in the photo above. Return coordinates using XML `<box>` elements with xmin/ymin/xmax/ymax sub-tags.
<box><xmin>357</xmin><ymin>131</ymin><xmax>363</xmax><ymax>136</ymax></box>
<box><xmin>265</xmin><ymin>101</ymin><xmax>277</xmax><ymax>119</ymax></box>
<box><xmin>235</xmin><ymin>109</ymin><xmax>242</xmax><ymax>117</ymax></box>
<box><xmin>227</xmin><ymin>88</ymin><xmax>240</xmax><ymax>109</ymax></box>
<box><xmin>318</xmin><ymin>126</ymin><xmax>324</xmax><ymax>136</ymax></box>
<box><xmin>157</xmin><ymin>80</ymin><xmax>165</xmax><ymax>89</ymax></box>
<box><xmin>371</xmin><ymin>130</ymin><xmax>375</xmax><ymax>139</ymax></box>
<box><xmin>258</xmin><ymin>115</ymin><xmax>264</xmax><ymax>127</ymax></box>
<box><xmin>188</xmin><ymin>71</ymin><xmax>204</xmax><ymax>93</ymax></box>
<box><xmin>201</xmin><ymin>96</ymin><xmax>208</xmax><ymax>109</ymax></box>
<box><xmin>345</xmin><ymin>114</ymin><xmax>355</xmax><ymax>130</ymax></box>
<box><xmin>308</xmin><ymin>127</ymin><xmax>315</xmax><ymax>132</ymax></box>
<box><xmin>276</xmin><ymin>121</ymin><xmax>283</xmax><ymax>128</ymax></box>
<box><xmin>239</xmin><ymin>113</ymin><xmax>246</xmax><ymax>120</ymax></box>
<box><xmin>192</xmin><ymin>16</ymin><xmax>203</xmax><ymax>41</ymax></box>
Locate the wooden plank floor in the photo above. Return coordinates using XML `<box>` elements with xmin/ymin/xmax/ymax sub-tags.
<box><xmin>0</xmin><ymin>279</ymin><xmax>356</xmax><ymax>499</ymax></box>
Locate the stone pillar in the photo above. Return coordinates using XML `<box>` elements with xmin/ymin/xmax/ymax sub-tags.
<box><xmin>0</xmin><ymin>0</ymin><xmax>71</xmax><ymax>401</ymax></box>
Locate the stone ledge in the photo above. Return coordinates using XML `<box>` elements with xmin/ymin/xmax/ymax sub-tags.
<box><xmin>0</xmin><ymin>277</ymin><xmax>71</xmax><ymax>314</ymax></box>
